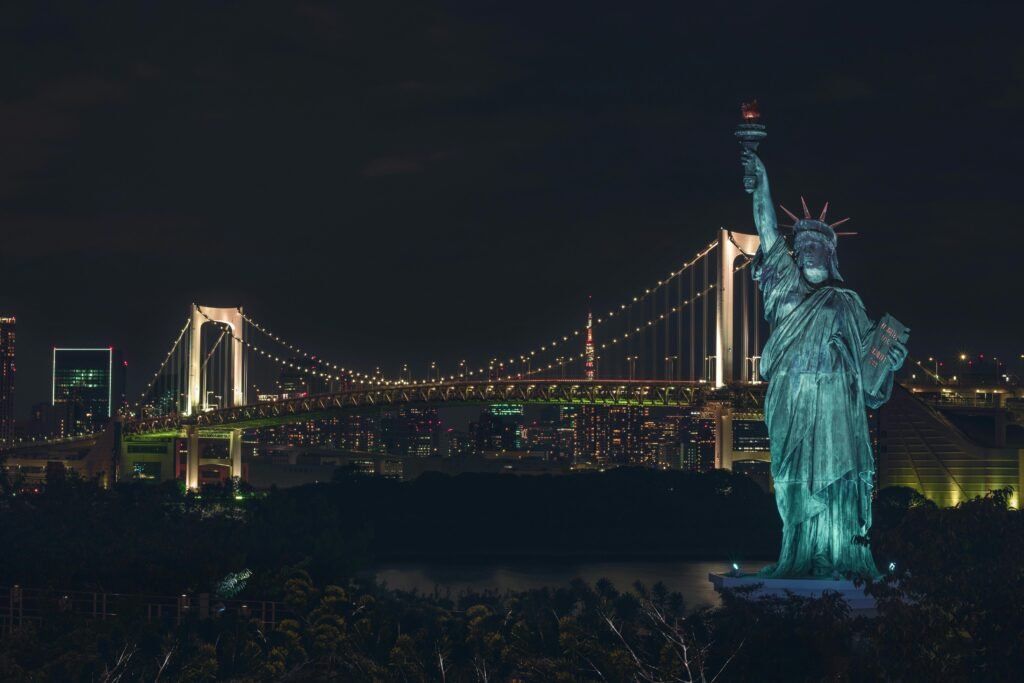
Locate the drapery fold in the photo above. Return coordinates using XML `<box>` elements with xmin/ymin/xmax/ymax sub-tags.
<box><xmin>752</xmin><ymin>239</ymin><xmax>882</xmax><ymax>578</ymax></box>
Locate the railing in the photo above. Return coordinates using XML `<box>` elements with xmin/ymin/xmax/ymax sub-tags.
<box><xmin>0</xmin><ymin>585</ymin><xmax>288</xmax><ymax>635</ymax></box>
<box><xmin>921</xmin><ymin>396</ymin><xmax>1005</xmax><ymax>409</ymax></box>
<box><xmin>0</xmin><ymin>430</ymin><xmax>103</xmax><ymax>452</ymax></box>
<box><xmin>126</xmin><ymin>378</ymin><xmax>752</xmax><ymax>434</ymax></box>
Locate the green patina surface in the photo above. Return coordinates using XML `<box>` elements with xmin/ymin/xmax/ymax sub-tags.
<box><xmin>743</xmin><ymin>142</ymin><xmax>907</xmax><ymax>579</ymax></box>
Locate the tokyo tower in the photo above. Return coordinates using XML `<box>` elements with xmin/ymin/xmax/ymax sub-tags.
<box><xmin>585</xmin><ymin>296</ymin><xmax>595</xmax><ymax>380</ymax></box>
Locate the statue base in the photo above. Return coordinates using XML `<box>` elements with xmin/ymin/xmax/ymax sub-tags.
<box><xmin>708</xmin><ymin>573</ymin><xmax>876</xmax><ymax>611</ymax></box>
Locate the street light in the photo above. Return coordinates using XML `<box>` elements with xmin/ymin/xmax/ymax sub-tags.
<box><xmin>626</xmin><ymin>355</ymin><xmax>638</xmax><ymax>381</ymax></box>
<box><xmin>664</xmin><ymin>355</ymin><xmax>677</xmax><ymax>380</ymax></box>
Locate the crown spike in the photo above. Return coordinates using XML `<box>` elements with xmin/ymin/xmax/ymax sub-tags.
<box><xmin>800</xmin><ymin>196</ymin><xmax>811</xmax><ymax>219</ymax></box>
<box><xmin>779</xmin><ymin>204</ymin><xmax>801</xmax><ymax>222</ymax></box>
<box><xmin>830</xmin><ymin>217</ymin><xmax>851</xmax><ymax>228</ymax></box>
<box><xmin>819</xmin><ymin>201</ymin><xmax>829</xmax><ymax>221</ymax></box>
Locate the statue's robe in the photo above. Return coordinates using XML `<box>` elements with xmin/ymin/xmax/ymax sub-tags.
<box><xmin>753</xmin><ymin>238</ymin><xmax>888</xmax><ymax>578</ymax></box>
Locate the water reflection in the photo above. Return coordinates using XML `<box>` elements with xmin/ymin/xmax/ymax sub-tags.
<box><xmin>373</xmin><ymin>560</ymin><xmax>766</xmax><ymax>611</ymax></box>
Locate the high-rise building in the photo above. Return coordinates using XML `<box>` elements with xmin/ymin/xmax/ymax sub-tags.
<box><xmin>473</xmin><ymin>404</ymin><xmax>524</xmax><ymax>453</ymax></box>
<box><xmin>576</xmin><ymin>405</ymin><xmax>608</xmax><ymax>463</ymax></box>
<box><xmin>340</xmin><ymin>413</ymin><xmax>378</xmax><ymax>452</ymax></box>
<box><xmin>0</xmin><ymin>317</ymin><xmax>14</xmax><ymax>443</ymax></box>
<box><xmin>648</xmin><ymin>412</ymin><xmax>684</xmax><ymax>465</ymax></box>
<box><xmin>380</xmin><ymin>406</ymin><xmax>442</xmax><ymax>457</ymax></box>
<box><xmin>680</xmin><ymin>410</ymin><xmax>716</xmax><ymax>472</ymax></box>
<box><xmin>607</xmin><ymin>406</ymin><xmax>647</xmax><ymax>463</ymax></box>
<box><xmin>52</xmin><ymin>347</ymin><xmax>125</xmax><ymax>432</ymax></box>
<box><xmin>733</xmin><ymin>418</ymin><xmax>771</xmax><ymax>453</ymax></box>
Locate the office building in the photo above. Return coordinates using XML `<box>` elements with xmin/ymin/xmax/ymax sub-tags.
<box><xmin>680</xmin><ymin>410</ymin><xmax>716</xmax><ymax>472</ymax></box>
<box><xmin>52</xmin><ymin>347</ymin><xmax>125</xmax><ymax>431</ymax></box>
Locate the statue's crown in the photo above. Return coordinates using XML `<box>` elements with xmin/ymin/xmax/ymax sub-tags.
<box><xmin>779</xmin><ymin>197</ymin><xmax>851</xmax><ymax>247</ymax></box>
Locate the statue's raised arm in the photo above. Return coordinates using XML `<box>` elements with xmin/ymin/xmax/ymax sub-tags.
<box><xmin>742</xmin><ymin>150</ymin><xmax>780</xmax><ymax>253</ymax></box>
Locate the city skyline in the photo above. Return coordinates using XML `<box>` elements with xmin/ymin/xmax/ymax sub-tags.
<box><xmin>0</xmin><ymin>301</ymin><xmax>1018</xmax><ymax>422</ymax></box>
<box><xmin>0</xmin><ymin>4</ymin><xmax>1021</xmax><ymax>414</ymax></box>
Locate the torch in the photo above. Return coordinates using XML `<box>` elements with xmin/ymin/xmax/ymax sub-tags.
<box><xmin>735</xmin><ymin>100</ymin><xmax>766</xmax><ymax>193</ymax></box>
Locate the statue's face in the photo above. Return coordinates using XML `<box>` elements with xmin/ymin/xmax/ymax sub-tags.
<box><xmin>796</xmin><ymin>239</ymin><xmax>830</xmax><ymax>284</ymax></box>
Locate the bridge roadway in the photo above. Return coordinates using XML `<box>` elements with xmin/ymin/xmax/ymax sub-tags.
<box><xmin>126</xmin><ymin>379</ymin><xmax>768</xmax><ymax>438</ymax></box>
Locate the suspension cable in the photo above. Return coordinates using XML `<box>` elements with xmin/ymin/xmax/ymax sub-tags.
<box><xmin>455</xmin><ymin>239</ymin><xmax>721</xmax><ymax>381</ymax></box>
<box><xmin>238</xmin><ymin>309</ymin><xmax>394</xmax><ymax>383</ymax></box>
<box><xmin>195</xmin><ymin>306</ymin><xmax>396</xmax><ymax>388</ymax></box>
<box><xmin>135</xmin><ymin>316</ymin><xmax>191</xmax><ymax>410</ymax></box>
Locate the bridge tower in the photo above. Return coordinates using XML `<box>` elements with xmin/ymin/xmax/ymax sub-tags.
<box><xmin>715</xmin><ymin>228</ymin><xmax>760</xmax><ymax>388</ymax></box>
<box><xmin>186</xmin><ymin>305</ymin><xmax>245</xmax><ymax>416</ymax></box>
<box><xmin>714</xmin><ymin>229</ymin><xmax>761</xmax><ymax>470</ymax></box>
<box><xmin>184</xmin><ymin>304</ymin><xmax>246</xmax><ymax>489</ymax></box>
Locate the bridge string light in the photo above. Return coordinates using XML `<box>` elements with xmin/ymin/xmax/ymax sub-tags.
<box><xmin>236</xmin><ymin>308</ymin><xmax>397</xmax><ymax>384</ymax></box>
<box><xmin>134</xmin><ymin>315</ymin><xmax>192</xmax><ymax>408</ymax></box>
<box><xmin>513</xmin><ymin>256</ymin><xmax>754</xmax><ymax>380</ymax></box>
<box><xmin>195</xmin><ymin>309</ymin><xmax>342</xmax><ymax>383</ymax></box>
<box><xmin>145</xmin><ymin>241</ymin><xmax>749</xmax><ymax>400</ymax></box>
<box><xmin>195</xmin><ymin>307</ymin><xmax>397</xmax><ymax>388</ymax></box>
<box><xmin>449</xmin><ymin>239</ymin><xmax>722</xmax><ymax>382</ymax></box>
<box><xmin>230</xmin><ymin>240</ymin><xmax>722</xmax><ymax>387</ymax></box>
<box><xmin>519</xmin><ymin>280</ymin><xmax>718</xmax><ymax>379</ymax></box>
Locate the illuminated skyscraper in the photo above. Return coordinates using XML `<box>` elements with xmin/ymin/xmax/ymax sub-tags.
<box><xmin>576</xmin><ymin>405</ymin><xmax>608</xmax><ymax>463</ymax></box>
<box><xmin>607</xmin><ymin>406</ymin><xmax>646</xmax><ymax>463</ymax></box>
<box><xmin>585</xmin><ymin>297</ymin><xmax>595</xmax><ymax>380</ymax></box>
<box><xmin>52</xmin><ymin>347</ymin><xmax>125</xmax><ymax>431</ymax></box>
<box><xmin>381</xmin><ymin>406</ymin><xmax>442</xmax><ymax>457</ymax></box>
<box><xmin>0</xmin><ymin>316</ymin><xmax>14</xmax><ymax>443</ymax></box>
<box><xmin>680</xmin><ymin>410</ymin><xmax>716</xmax><ymax>472</ymax></box>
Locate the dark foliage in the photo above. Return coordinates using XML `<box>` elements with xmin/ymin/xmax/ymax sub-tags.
<box><xmin>2</xmin><ymin>473</ymin><xmax>1021</xmax><ymax>681</ymax></box>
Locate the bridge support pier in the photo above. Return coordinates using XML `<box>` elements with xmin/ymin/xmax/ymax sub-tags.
<box><xmin>229</xmin><ymin>429</ymin><xmax>242</xmax><ymax>481</ymax></box>
<box><xmin>186</xmin><ymin>426</ymin><xmax>200</xmax><ymax>491</ymax></box>
<box><xmin>713</xmin><ymin>403</ymin><xmax>734</xmax><ymax>470</ymax></box>
<box><xmin>184</xmin><ymin>427</ymin><xmax>243</xmax><ymax>490</ymax></box>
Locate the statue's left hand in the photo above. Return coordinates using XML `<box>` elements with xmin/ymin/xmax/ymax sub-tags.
<box><xmin>889</xmin><ymin>340</ymin><xmax>908</xmax><ymax>370</ymax></box>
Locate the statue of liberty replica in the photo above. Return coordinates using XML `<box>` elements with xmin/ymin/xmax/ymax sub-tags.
<box><xmin>737</xmin><ymin>103</ymin><xmax>909</xmax><ymax>579</ymax></box>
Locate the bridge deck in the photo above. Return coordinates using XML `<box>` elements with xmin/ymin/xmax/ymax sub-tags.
<box><xmin>127</xmin><ymin>379</ymin><xmax>767</xmax><ymax>436</ymax></box>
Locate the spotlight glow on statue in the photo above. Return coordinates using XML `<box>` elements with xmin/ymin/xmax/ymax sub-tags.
<box><xmin>739</xmin><ymin>107</ymin><xmax>909</xmax><ymax>579</ymax></box>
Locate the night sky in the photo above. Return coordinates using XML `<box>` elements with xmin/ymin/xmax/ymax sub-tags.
<box><xmin>1</xmin><ymin>2</ymin><xmax>1021</xmax><ymax>414</ymax></box>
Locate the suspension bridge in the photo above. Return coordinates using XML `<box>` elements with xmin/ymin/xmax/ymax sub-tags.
<box><xmin>7</xmin><ymin>228</ymin><xmax>770</xmax><ymax>488</ymax></box>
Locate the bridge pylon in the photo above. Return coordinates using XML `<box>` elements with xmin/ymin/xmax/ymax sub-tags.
<box><xmin>715</xmin><ymin>229</ymin><xmax>760</xmax><ymax>388</ymax></box>
<box><xmin>187</xmin><ymin>305</ymin><xmax>245</xmax><ymax>416</ymax></box>
<box><xmin>183</xmin><ymin>304</ymin><xmax>246</xmax><ymax>489</ymax></box>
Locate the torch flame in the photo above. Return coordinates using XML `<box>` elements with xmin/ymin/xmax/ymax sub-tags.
<box><xmin>741</xmin><ymin>100</ymin><xmax>761</xmax><ymax>121</ymax></box>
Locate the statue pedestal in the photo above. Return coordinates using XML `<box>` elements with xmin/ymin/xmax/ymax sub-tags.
<box><xmin>708</xmin><ymin>573</ymin><xmax>876</xmax><ymax>611</ymax></box>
